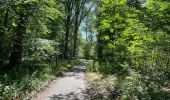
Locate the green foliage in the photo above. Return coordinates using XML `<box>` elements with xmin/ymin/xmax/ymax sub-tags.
<box><xmin>23</xmin><ymin>38</ymin><xmax>58</xmax><ymax>63</ymax></box>
<box><xmin>90</xmin><ymin>0</ymin><xmax>170</xmax><ymax>99</ymax></box>
<box><xmin>0</xmin><ymin>0</ymin><xmax>170</xmax><ymax>99</ymax></box>
<box><xmin>0</xmin><ymin>0</ymin><xmax>86</xmax><ymax>99</ymax></box>
<box><xmin>86</xmin><ymin>70</ymin><xmax>170</xmax><ymax>100</ymax></box>
<box><xmin>96</xmin><ymin>0</ymin><xmax>170</xmax><ymax>74</ymax></box>
<box><xmin>0</xmin><ymin>60</ymin><xmax>80</xmax><ymax>99</ymax></box>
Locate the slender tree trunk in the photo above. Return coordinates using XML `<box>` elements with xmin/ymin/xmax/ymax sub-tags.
<box><xmin>71</xmin><ymin>32</ymin><xmax>74</xmax><ymax>59</ymax></box>
<box><xmin>8</xmin><ymin>11</ymin><xmax>27</xmax><ymax>69</ymax></box>
<box><xmin>64</xmin><ymin>15</ymin><xmax>71</xmax><ymax>59</ymax></box>
<box><xmin>97</xmin><ymin>32</ymin><xmax>103</xmax><ymax>61</ymax></box>
<box><xmin>0</xmin><ymin>9</ymin><xmax>9</xmax><ymax>65</ymax></box>
<box><xmin>85</xmin><ymin>17</ymin><xmax>88</xmax><ymax>60</ymax></box>
<box><xmin>73</xmin><ymin>23</ymin><xmax>78</xmax><ymax>58</ymax></box>
<box><xmin>73</xmin><ymin>1</ymin><xmax>80</xmax><ymax>59</ymax></box>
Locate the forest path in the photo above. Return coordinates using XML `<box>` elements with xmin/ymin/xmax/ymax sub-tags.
<box><xmin>32</xmin><ymin>62</ymin><xmax>89</xmax><ymax>100</ymax></box>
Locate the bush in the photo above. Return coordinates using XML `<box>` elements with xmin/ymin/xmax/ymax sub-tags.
<box><xmin>23</xmin><ymin>38</ymin><xmax>58</xmax><ymax>63</ymax></box>
<box><xmin>86</xmin><ymin>65</ymin><xmax>170</xmax><ymax>100</ymax></box>
<box><xmin>0</xmin><ymin>60</ymin><xmax>80</xmax><ymax>100</ymax></box>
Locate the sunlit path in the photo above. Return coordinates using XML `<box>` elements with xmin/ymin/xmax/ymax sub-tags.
<box><xmin>32</xmin><ymin>62</ymin><xmax>89</xmax><ymax>100</ymax></box>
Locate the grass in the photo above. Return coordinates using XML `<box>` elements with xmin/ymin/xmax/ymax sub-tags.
<box><xmin>0</xmin><ymin>59</ymin><xmax>80</xmax><ymax>100</ymax></box>
<box><xmin>86</xmin><ymin>61</ymin><xmax>170</xmax><ymax>100</ymax></box>
<box><xmin>86</xmin><ymin>72</ymin><xmax>117</xmax><ymax>100</ymax></box>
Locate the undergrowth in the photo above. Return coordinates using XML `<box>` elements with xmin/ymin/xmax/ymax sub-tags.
<box><xmin>86</xmin><ymin>61</ymin><xmax>170</xmax><ymax>100</ymax></box>
<box><xmin>0</xmin><ymin>59</ymin><xmax>80</xmax><ymax>100</ymax></box>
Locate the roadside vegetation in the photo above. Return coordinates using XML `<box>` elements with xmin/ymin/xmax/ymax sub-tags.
<box><xmin>86</xmin><ymin>0</ymin><xmax>170</xmax><ymax>99</ymax></box>
<box><xmin>86</xmin><ymin>60</ymin><xmax>170</xmax><ymax>100</ymax></box>
<box><xmin>0</xmin><ymin>0</ymin><xmax>91</xmax><ymax>99</ymax></box>
<box><xmin>0</xmin><ymin>0</ymin><xmax>169</xmax><ymax>100</ymax></box>
<box><xmin>0</xmin><ymin>60</ymin><xmax>80</xmax><ymax>100</ymax></box>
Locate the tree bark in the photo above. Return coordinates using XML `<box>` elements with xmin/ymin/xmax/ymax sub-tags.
<box><xmin>0</xmin><ymin>9</ymin><xmax>9</xmax><ymax>65</ymax></box>
<box><xmin>73</xmin><ymin>1</ymin><xmax>80</xmax><ymax>58</ymax></box>
<box><xmin>97</xmin><ymin>32</ymin><xmax>104</xmax><ymax>60</ymax></box>
<box><xmin>64</xmin><ymin>14</ymin><xmax>71</xmax><ymax>59</ymax></box>
<box><xmin>85</xmin><ymin>17</ymin><xmax>88</xmax><ymax>60</ymax></box>
<box><xmin>63</xmin><ymin>0</ymin><xmax>73</xmax><ymax>59</ymax></box>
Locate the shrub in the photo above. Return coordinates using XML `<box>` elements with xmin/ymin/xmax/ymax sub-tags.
<box><xmin>23</xmin><ymin>38</ymin><xmax>59</xmax><ymax>63</ymax></box>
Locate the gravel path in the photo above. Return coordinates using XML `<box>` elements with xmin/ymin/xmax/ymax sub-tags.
<box><xmin>32</xmin><ymin>62</ymin><xmax>88</xmax><ymax>100</ymax></box>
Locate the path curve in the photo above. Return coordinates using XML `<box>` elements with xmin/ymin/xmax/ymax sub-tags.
<box><xmin>32</xmin><ymin>62</ymin><xmax>88</xmax><ymax>100</ymax></box>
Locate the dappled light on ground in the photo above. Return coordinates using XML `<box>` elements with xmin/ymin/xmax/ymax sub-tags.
<box><xmin>33</xmin><ymin>62</ymin><xmax>88</xmax><ymax>100</ymax></box>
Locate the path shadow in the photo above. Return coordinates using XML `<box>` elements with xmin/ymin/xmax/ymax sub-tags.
<box><xmin>49</xmin><ymin>89</ymin><xmax>89</xmax><ymax>100</ymax></box>
<box><xmin>48</xmin><ymin>62</ymin><xmax>89</xmax><ymax>100</ymax></box>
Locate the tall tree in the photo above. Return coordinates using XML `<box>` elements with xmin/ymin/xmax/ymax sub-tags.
<box><xmin>73</xmin><ymin>0</ymin><xmax>93</xmax><ymax>58</ymax></box>
<box><xmin>63</xmin><ymin>0</ymin><xmax>75</xmax><ymax>59</ymax></box>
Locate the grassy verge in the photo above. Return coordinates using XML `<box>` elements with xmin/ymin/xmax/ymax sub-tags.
<box><xmin>86</xmin><ymin>72</ymin><xmax>116</xmax><ymax>100</ymax></box>
<box><xmin>86</xmin><ymin>61</ymin><xmax>170</xmax><ymax>100</ymax></box>
<box><xmin>0</xmin><ymin>59</ymin><xmax>80</xmax><ymax>100</ymax></box>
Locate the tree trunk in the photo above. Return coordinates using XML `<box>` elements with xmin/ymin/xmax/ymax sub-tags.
<box><xmin>73</xmin><ymin>1</ymin><xmax>80</xmax><ymax>59</ymax></box>
<box><xmin>64</xmin><ymin>0</ymin><xmax>74</xmax><ymax>59</ymax></box>
<box><xmin>85</xmin><ymin>18</ymin><xmax>88</xmax><ymax>60</ymax></box>
<box><xmin>97</xmin><ymin>32</ymin><xmax>104</xmax><ymax>60</ymax></box>
<box><xmin>8</xmin><ymin>12</ymin><xmax>27</xmax><ymax>69</ymax></box>
<box><xmin>0</xmin><ymin>9</ymin><xmax>9</xmax><ymax>65</ymax></box>
<box><xmin>64</xmin><ymin>14</ymin><xmax>71</xmax><ymax>59</ymax></box>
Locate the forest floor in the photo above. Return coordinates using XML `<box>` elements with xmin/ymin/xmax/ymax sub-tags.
<box><xmin>32</xmin><ymin>61</ymin><xmax>89</xmax><ymax>100</ymax></box>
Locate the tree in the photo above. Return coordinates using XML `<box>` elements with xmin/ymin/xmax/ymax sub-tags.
<box><xmin>61</xmin><ymin>0</ymin><xmax>75</xmax><ymax>59</ymax></box>
<box><xmin>73</xmin><ymin>0</ymin><xmax>93</xmax><ymax>58</ymax></box>
<box><xmin>7</xmin><ymin>0</ymin><xmax>60</xmax><ymax>68</ymax></box>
